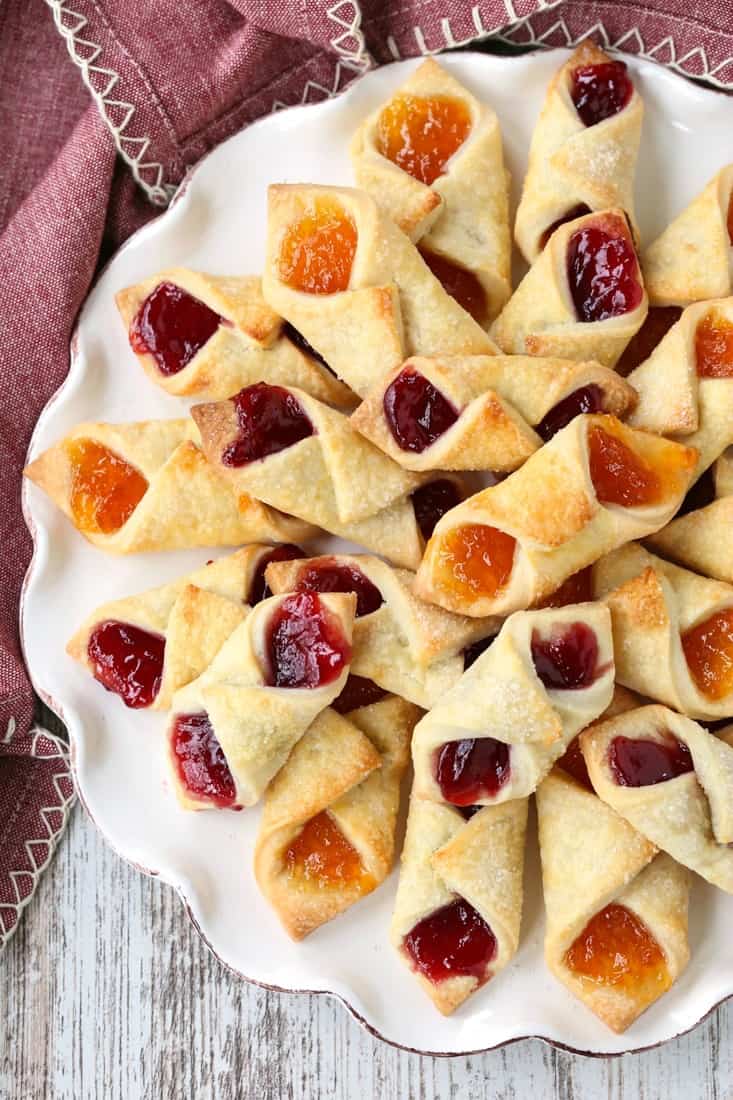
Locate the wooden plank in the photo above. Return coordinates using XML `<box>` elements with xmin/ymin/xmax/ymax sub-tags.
<box><xmin>0</xmin><ymin>807</ymin><xmax>730</xmax><ymax>1099</ymax></box>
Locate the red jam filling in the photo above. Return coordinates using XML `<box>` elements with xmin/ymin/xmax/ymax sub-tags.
<box><xmin>418</xmin><ymin>248</ymin><xmax>488</xmax><ymax>324</ymax></box>
<box><xmin>87</xmin><ymin>620</ymin><xmax>165</xmax><ymax>709</ymax></box>
<box><xmin>294</xmin><ymin>560</ymin><xmax>383</xmax><ymax>618</ymax></box>
<box><xmin>221</xmin><ymin>382</ymin><xmax>314</xmax><ymax>467</ymax></box>
<box><xmin>264</xmin><ymin>591</ymin><xmax>351</xmax><ymax>689</ymax></box>
<box><xmin>433</xmin><ymin>523</ymin><xmax>517</xmax><ymax>603</ymax></box>
<box><xmin>609</xmin><ymin>733</ymin><xmax>693</xmax><ymax>786</ymax></box>
<box><xmin>570</xmin><ymin>61</ymin><xmax>633</xmax><ymax>127</ymax></box>
<box><xmin>565</xmin><ymin>903</ymin><xmax>670</xmax><ymax>997</ymax></box>
<box><xmin>462</xmin><ymin>632</ymin><xmax>498</xmax><ymax>671</ymax></box>
<box><xmin>285</xmin><ymin>810</ymin><xmax>372</xmax><ymax>890</ymax></box>
<box><xmin>171</xmin><ymin>711</ymin><xmax>237</xmax><ymax>808</ymax></box>
<box><xmin>695</xmin><ymin>309</ymin><xmax>733</xmax><ymax>378</ymax></box>
<box><xmin>531</xmin><ymin>622</ymin><xmax>600</xmax><ymax>691</ymax></box>
<box><xmin>540</xmin><ymin>204</ymin><xmax>592</xmax><ymax>249</ymax></box>
<box><xmin>412</xmin><ymin>478</ymin><xmax>463</xmax><ymax>541</ymax></box>
<box><xmin>67</xmin><ymin>438</ymin><xmax>148</xmax><ymax>536</ymax></box>
<box><xmin>332</xmin><ymin>675</ymin><xmax>387</xmax><ymax>714</ymax></box>
<box><xmin>681</xmin><ymin>609</ymin><xmax>733</xmax><ymax>701</ymax></box>
<box><xmin>403</xmin><ymin>898</ymin><xmax>497</xmax><ymax>985</ymax></box>
<box><xmin>587</xmin><ymin>425</ymin><xmax>662</xmax><ymax>507</ymax></box>
<box><xmin>434</xmin><ymin>737</ymin><xmax>511</xmax><ymax>806</ymax></box>
<box><xmin>557</xmin><ymin>734</ymin><xmax>593</xmax><ymax>792</ymax></box>
<box><xmin>129</xmin><ymin>281</ymin><xmax>224</xmax><ymax>377</ymax></box>
<box><xmin>383</xmin><ymin>367</ymin><xmax>459</xmax><ymax>453</ymax></box>
<box><xmin>566</xmin><ymin>225</ymin><xmax>642</xmax><ymax>322</ymax></box>
<box><xmin>616</xmin><ymin>306</ymin><xmax>682</xmax><ymax>377</ymax></box>
<box><xmin>536</xmin><ymin>384</ymin><xmax>604</xmax><ymax>442</ymax></box>
<box><xmin>376</xmin><ymin>94</ymin><xmax>472</xmax><ymax>185</ymax></box>
<box><xmin>248</xmin><ymin>544</ymin><xmax>306</xmax><ymax>605</ymax></box>
<box><xmin>539</xmin><ymin>567</ymin><xmax>594</xmax><ymax>608</ymax></box>
<box><xmin>728</xmin><ymin>191</ymin><xmax>733</xmax><ymax>246</ymax></box>
<box><xmin>278</xmin><ymin>197</ymin><xmax>357</xmax><ymax>295</ymax></box>
<box><xmin>282</xmin><ymin>321</ymin><xmax>334</xmax><ymax>373</ymax></box>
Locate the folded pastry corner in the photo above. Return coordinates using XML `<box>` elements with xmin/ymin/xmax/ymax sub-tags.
<box><xmin>593</xmin><ymin>543</ymin><xmax>733</xmax><ymax>720</ymax></box>
<box><xmin>642</xmin><ymin>164</ymin><xmax>733</xmax><ymax>307</ymax></box>
<box><xmin>350</xmin><ymin>57</ymin><xmax>511</xmax><ymax>322</ymax></box>
<box><xmin>537</xmin><ymin>767</ymin><xmax>689</xmax><ymax>1033</ymax></box>
<box><xmin>515</xmin><ymin>41</ymin><xmax>643</xmax><ymax>264</ymax></box>
<box><xmin>350</xmin><ymin>353</ymin><xmax>635</xmax><ymax>474</ymax></box>
<box><xmin>647</xmin><ymin>495</ymin><xmax>733</xmax><ymax>585</ymax></box>
<box><xmin>192</xmin><ymin>383</ymin><xmax>428</xmax><ymax>569</ymax></box>
<box><xmin>255</xmin><ymin>694</ymin><xmax>418</xmax><ymax>940</ymax></box>
<box><xmin>350</xmin><ymin>355</ymin><xmax>539</xmax><ymax>473</ymax></box>
<box><xmin>493</xmin><ymin>208</ymin><xmax>647</xmax><ymax>369</ymax></box>
<box><xmin>264</xmin><ymin>551</ymin><xmax>498</xmax><ymax>708</ymax></box>
<box><xmin>415</xmin><ymin>413</ymin><xmax>696</xmax><ymax>617</ymax></box>
<box><xmin>581</xmin><ymin>703</ymin><xmax>733</xmax><ymax>892</ymax></box>
<box><xmin>411</xmin><ymin>601</ymin><xmax>614</xmax><ymax>808</ymax></box>
<box><xmin>166</xmin><ymin>590</ymin><xmax>356</xmax><ymax>810</ymax></box>
<box><xmin>261</xmin><ymin>182</ymin><xmax>496</xmax><ymax>398</ymax></box>
<box><xmin>65</xmin><ymin>542</ymin><xmax>310</xmax><ymax>711</ymax></box>
<box><xmin>115</xmin><ymin>268</ymin><xmax>355</xmax><ymax>406</ymax></box>
<box><xmin>626</xmin><ymin>297</ymin><xmax>733</xmax><ymax>480</ymax></box>
<box><xmin>391</xmin><ymin>796</ymin><xmax>527</xmax><ymax>1015</ymax></box>
<box><xmin>24</xmin><ymin>418</ymin><xmax>315</xmax><ymax>553</ymax></box>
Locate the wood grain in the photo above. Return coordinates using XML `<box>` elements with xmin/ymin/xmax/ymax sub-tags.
<box><xmin>1</xmin><ymin>806</ymin><xmax>731</xmax><ymax>1099</ymax></box>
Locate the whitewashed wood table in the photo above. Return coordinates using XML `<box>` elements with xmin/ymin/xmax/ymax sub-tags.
<box><xmin>0</xmin><ymin>800</ymin><xmax>730</xmax><ymax>1099</ymax></box>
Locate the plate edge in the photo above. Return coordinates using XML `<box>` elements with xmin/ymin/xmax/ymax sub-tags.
<box><xmin>19</xmin><ymin>48</ymin><xmax>733</xmax><ymax>1059</ymax></box>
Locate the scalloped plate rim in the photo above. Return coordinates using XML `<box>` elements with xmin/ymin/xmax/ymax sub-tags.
<box><xmin>20</xmin><ymin>47</ymin><xmax>733</xmax><ymax>1058</ymax></box>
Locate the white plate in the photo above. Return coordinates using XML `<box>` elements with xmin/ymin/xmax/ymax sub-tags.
<box><xmin>21</xmin><ymin>50</ymin><xmax>733</xmax><ymax>1056</ymax></box>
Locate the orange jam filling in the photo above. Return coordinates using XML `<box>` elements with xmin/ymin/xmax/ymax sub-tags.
<box><xmin>67</xmin><ymin>438</ymin><xmax>148</xmax><ymax>535</ymax></box>
<box><xmin>434</xmin><ymin>523</ymin><xmax>516</xmax><ymax>601</ymax></box>
<box><xmin>695</xmin><ymin>309</ymin><xmax>733</xmax><ymax>378</ymax></box>
<box><xmin>681</xmin><ymin>608</ymin><xmax>733</xmax><ymax>701</ymax></box>
<box><xmin>418</xmin><ymin>247</ymin><xmax>488</xmax><ymax>323</ymax></box>
<box><xmin>565</xmin><ymin>903</ymin><xmax>671</xmax><ymax>998</ymax></box>
<box><xmin>278</xmin><ymin>197</ymin><xmax>357</xmax><ymax>295</ymax></box>
<box><xmin>376</xmin><ymin>94</ymin><xmax>472</xmax><ymax>185</ymax></box>
<box><xmin>284</xmin><ymin>810</ymin><xmax>373</xmax><ymax>890</ymax></box>
<box><xmin>587</xmin><ymin>425</ymin><xmax>663</xmax><ymax>508</ymax></box>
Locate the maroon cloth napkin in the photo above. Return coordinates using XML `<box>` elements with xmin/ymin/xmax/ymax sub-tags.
<box><xmin>2</xmin><ymin>0</ymin><xmax>731</xmax><ymax>945</ymax></box>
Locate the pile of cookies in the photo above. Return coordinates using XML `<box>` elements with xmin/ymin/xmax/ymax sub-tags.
<box><xmin>25</xmin><ymin>43</ymin><xmax>733</xmax><ymax>1034</ymax></box>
